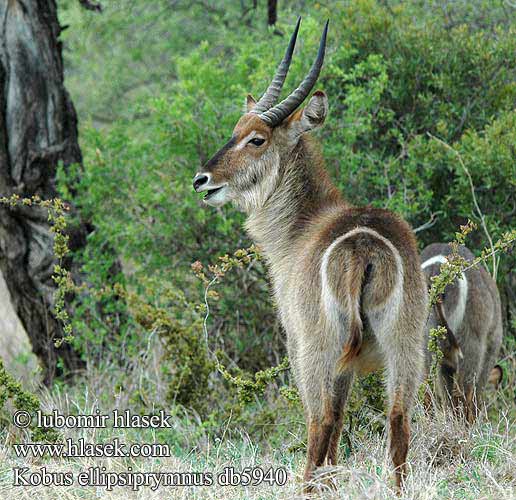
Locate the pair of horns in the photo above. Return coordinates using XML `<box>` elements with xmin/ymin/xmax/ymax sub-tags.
<box><xmin>251</xmin><ymin>17</ymin><xmax>329</xmax><ymax>127</ymax></box>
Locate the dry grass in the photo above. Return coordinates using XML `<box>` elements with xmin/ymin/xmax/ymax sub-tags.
<box><xmin>0</xmin><ymin>359</ymin><xmax>514</xmax><ymax>500</ymax></box>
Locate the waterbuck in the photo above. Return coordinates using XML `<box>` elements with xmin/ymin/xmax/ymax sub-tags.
<box><xmin>193</xmin><ymin>19</ymin><xmax>428</xmax><ymax>490</ymax></box>
<box><xmin>422</xmin><ymin>243</ymin><xmax>503</xmax><ymax>422</ymax></box>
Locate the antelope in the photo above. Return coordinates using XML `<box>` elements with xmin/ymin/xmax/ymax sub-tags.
<box><xmin>422</xmin><ymin>243</ymin><xmax>503</xmax><ymax>422</ymax></box>
<box><xmin>193</xmin><ymin>19</ymin><xmax>428</xmax><ymax>491</ymax></box>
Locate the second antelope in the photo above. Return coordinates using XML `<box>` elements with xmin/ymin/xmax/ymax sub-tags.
<box><xmin>422</xmin><ymin>243</ymin><xmax>503</xmax><ymax>422</ymax></box>
<box><xmin>193</xmin><ymin>19</ymin><xmax>428</xmax><ymax>491</ymax></box>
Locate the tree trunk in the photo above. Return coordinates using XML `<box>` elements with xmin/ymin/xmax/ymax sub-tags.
<box><xmin>267</xmin><ymin>0</ymin><xmax>277</xmax><ymax>26</ymax></box>
<box><xmin>0</xmin><ymin>0</ymin><xmax>89</xmax><ymax>385</ymax></box>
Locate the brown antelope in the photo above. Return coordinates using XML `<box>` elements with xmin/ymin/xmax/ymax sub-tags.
<box><xmin>422</xmin><ymin>243</ymin><xmax>503</xmax><ymax>423</ymax></box>
<box><xmin>193</xmin><ymin>19</ymin><xmax>428</xmax><ymax>491</ymax></box>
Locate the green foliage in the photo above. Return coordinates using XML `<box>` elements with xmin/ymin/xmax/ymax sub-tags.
<box><xmin>0</xmin><ymin>195</ymin><xmax>75</xmax><ymax>345</ymax></box>
<box><xmin>349</xmin><ymin>372</ymin><xmax>386</xmax><ymax>429</ymax></box>
<box><xmin>0</xmin><ymin>358</ymin><xmax>59</xmax><ymax>443</ymax></box>
<box><xmin>58</xmin><ymin>0</ymin><xmax>250</xmax><ymax>123</ymax></box>
<box><xmin>0</xmin><ymin>195</ymin><xmax>80</xmax><ymax>442</ymax></box>
<box><xmin>126</xmin><ymin>280</ymin><xmax>215</xmax><ymax>412</ymax></box>
<box><xmin>428</xmin><ymin>223</ymin><xmax>516</xmax><ymax>306</ymax></box>
<box><xmin>428</xmin><ymin>326</ymin><xmax>448</xmax><ymax>364</ymax></box>
<box><xmin>191</xmin><ymin>246</ymin><xmax>293</xmax><ymax>410</ymax></box>
<box><xmin>218</xmin><ymin>357</ymin><xmax>290</xmax><ymax>406</ymax></box>
<box><xmin>65</xmin><ymin>0</ymin><xmax>516</xmax><ymax>281</ymax></box>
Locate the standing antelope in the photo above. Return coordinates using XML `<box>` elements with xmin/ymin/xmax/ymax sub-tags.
<box><xmin>193</xmin><ymin>19</ymin><xmax>428</xmax><ymax>491</ymax></box>
<box><xmin>422</xmin><ymin>243</ymin><xmax>503</xmax><ymax>422</ymax></box>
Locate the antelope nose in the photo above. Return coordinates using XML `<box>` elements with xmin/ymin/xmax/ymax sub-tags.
<box><xmin>193</xmin><ymin>173</ymin><xmax>209</xmax><ymax>192</ymax></box>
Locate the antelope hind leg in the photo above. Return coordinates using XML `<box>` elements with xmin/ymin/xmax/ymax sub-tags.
<box><xmin>299</xmin><ymin>344</ymin><xmax>342</xmax><ymax>492</ymax></box>
<box><xmin>383</xmin><ymin>338</ymin><xmax>423</xmax><ymax>491</ymax></box>
<box><xmin>327</xmin><ymin>372</ymin><xmax>353</xmax><ymax>466</ymax></box>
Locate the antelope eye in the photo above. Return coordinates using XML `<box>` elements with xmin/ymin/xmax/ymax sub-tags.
<box><xmin>249</xmin><ymin>137</ymin><xmax>265</xmax><ymax>147</ymax></box>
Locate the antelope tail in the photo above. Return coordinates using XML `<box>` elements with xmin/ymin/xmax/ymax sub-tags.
<box><xmin>340</xmin><ymin>256</ymin><xmax>368</xmax><ymax>364</ymax></box>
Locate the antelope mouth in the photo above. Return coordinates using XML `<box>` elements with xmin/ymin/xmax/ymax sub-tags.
<box><xmin>204</xmin><ymin>186</ymin><xmax>225</xmax><ymax>200</ymax></box>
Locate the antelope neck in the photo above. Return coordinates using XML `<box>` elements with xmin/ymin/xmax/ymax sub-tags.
<box><xmin>244</xmin><ymin>137</ymin><xmax>344</xmax><ymax>265</ymax></box>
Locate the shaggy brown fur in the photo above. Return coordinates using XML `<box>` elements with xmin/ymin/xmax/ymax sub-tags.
<box><xmin>421</xmin><ymin>243</ymin><xmax>503</xmax><ymax>422</ymax></box>
<box><xmin>194</xmin><ymin>91</ymin><xmax>428</xmax><ymax>492</ymax></box>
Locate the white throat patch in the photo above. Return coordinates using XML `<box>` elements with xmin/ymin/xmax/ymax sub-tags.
<box><xmin>236</xmin><ymin>151</ymin><xmax>280</xmax><ymax>213</ymax></box>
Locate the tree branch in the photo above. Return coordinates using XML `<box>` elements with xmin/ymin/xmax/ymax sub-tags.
<box><xmin>78</xmin><ymin>0</ymin><xmax>103</xmax><ymax>12</ymax></box>
<box><xmin>414</xmin><ymin>213</ymin><xmax>439</xmax><ymax>234</ymax></box>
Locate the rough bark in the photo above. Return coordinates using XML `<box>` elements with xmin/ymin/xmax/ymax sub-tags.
<box><xmin>0</xmin><ymin>0</ymin><xmax>89</xmax><ymax>385</ymax></box>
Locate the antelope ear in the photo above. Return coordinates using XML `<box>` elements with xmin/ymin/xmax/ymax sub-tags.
<box><xmin>245</xmin><ymin>94</ymin><xmax>257</xmax><ymax>112</ymax></box>
<box><xmin>286</xmin><ymin>90</ymin><xmax>328</xmax><ymax>140</ymax></box>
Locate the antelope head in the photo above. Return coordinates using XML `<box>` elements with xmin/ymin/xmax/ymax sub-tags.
<box><xmin>193</xmin><ymin>18</ymin><xmax>329</xmax><ymax>212</ymax></box>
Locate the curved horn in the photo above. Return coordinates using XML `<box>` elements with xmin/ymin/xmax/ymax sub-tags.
<box><xmin>260</xmin><ymin>20</ymin><xmax>329</xmax><ymax>127</ymax></box>
<box><xmin>251</xmin><ymin>17</ymin><xmax>301</xmax><ymax>114</ymax></box>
